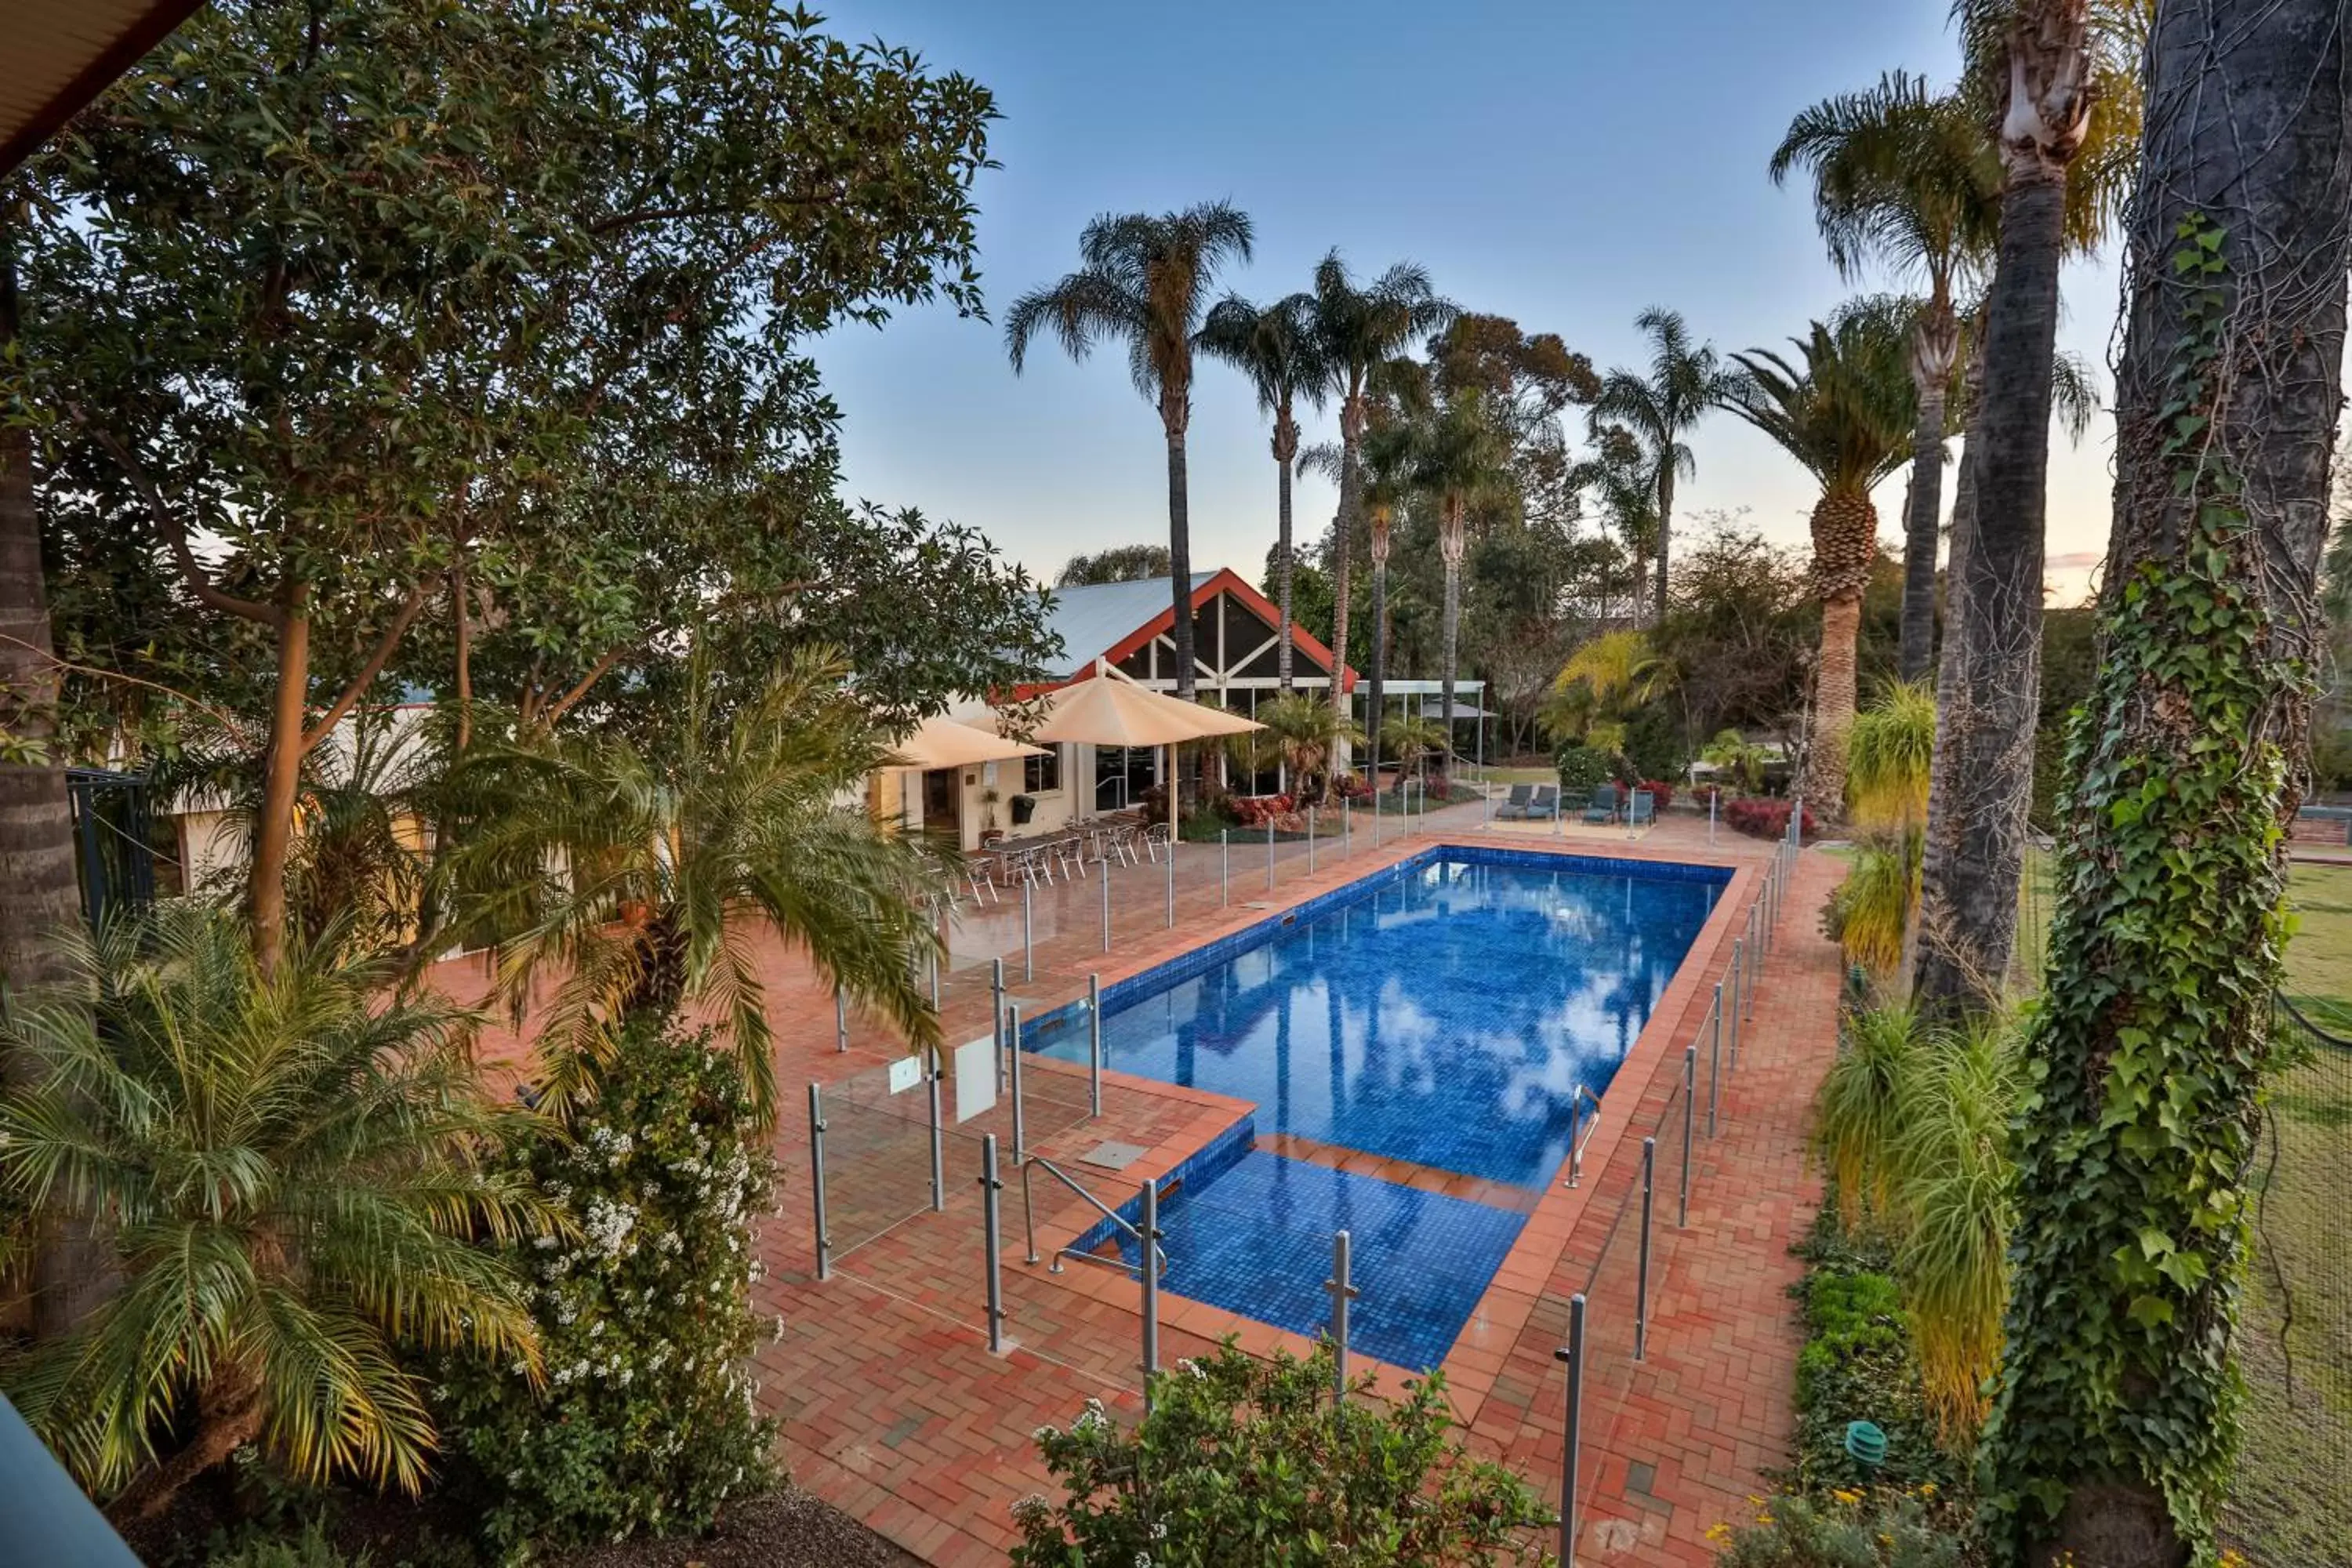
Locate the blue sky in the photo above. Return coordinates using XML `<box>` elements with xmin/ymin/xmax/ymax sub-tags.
<box><xmin>811</xmin><ymin>1</ymin><xmax>2122</xmax><ymax>604</ymax></box>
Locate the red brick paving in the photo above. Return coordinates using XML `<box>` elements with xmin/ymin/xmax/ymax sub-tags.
<box><xmin>430</xmin><ymin>802</ymin><xmax>1847</xmax><ymax>1565</ymax></box>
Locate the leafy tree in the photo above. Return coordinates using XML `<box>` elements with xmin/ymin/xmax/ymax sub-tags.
<box><xmin>1380</xmin><ymin>714</ymin><xmax>1450</xmax><ymax>789</ymax></box>
<box><xmin>1772</xmin><ymin>71</ymin><xmax>2002</xmax><ymax>681</ymax></box>
<box><xmin>443</xmin><ymin>648</ymin><xmax>949</xmax><ymax>1121</ymax></box>
<box><xmin>1410</xmin><ymin>390</ymin><xmax>1515</xmax><ymax>757</ymax></box>
<box><xmin>1058</xmin><ymin>543</ymin><xmax>1173</xmax><ymax>587</ymax></box>
<box><xmin>1588</xmin><ymin>307</ymin><xmax>1734</xmax><ymax>622</ymax></box>
<box><xmin>1009</xmin><ymin>1344</ymin><xmax>1549</xmax><ymax>1566</ymax></box>
<box><xmin>1006</xmin><ymin>203</ymin><xmax>1255</xmax><ymax>700</ymax></box>
<box><xmin>1302</xmin><ymin>252</ymin><xmax>1456</xmax><ymax>725</ymax></box>
<box><xmin>0</xmin><ymin>908</ymin><xmax>546</xmax><ymax>1520</ymax></box>
<box><xmin>19</xmin><ymin>0</ymin><xmax>999</xmax><ymax>978</ymax></box>
<box><xmin>1540</xmin><ymin>630</ymin><xmax>1672</xmax><ymax>757</ymax></box>
<box><xmin>1653</xmin><ymin>517</ymin><xmax>1813</xmax><ymax>742</ymax></box>
<box><xmin>1981</xmin><ymin>2</ymin><xmax>2352</xmax><ymax>1558</ymax></box>
<box><xmin>1571</xmin><ymin>424</ymin><xmax>1665</xmax><ymax>615</ymax></box>
<box><xmin>1702</xmin><ymin>730</ymin><xmax>1768</xmax><ymax>793</ymax></box>
<box><xmin>1238</xmin><ymin>693</ymin><xmax>1361</xmax><ymax>804</ymax></box>
<box><xmin>1721</xmin><ymin>300</ymin><xmax>1918</xmax><ymax>813</ymax></box>
<box><xmin>1200</xmin><ymin>292</ymin><xmax>1327</xmax><ymax>691</ymax></box>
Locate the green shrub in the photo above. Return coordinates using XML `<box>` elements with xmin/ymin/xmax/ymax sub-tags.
<box><xmin>439</xmin><ymin>1016</ymin><xmax>779</xmax><ymax>1556</ymax></box>
<box><xmin>203</xmin><ymin>1521</ymin><xmax>368</xmax><ymax>1568</ymax></box>
<box><xmin>1711</xmin><ymin>1486</ymin><xmax>1981</xmax><ymax>1566</ymax></box>
<box><xmin>1555</xmin><ymin>739</ymin><xmax>1614</xmax><ymax>797</ymax></box>
<box><xmin>1009</xmin><ymin>1341</ymin><xmax>1551</xmax><ymax>1566</ymax></box>
<box><xmin>1784</xmin><ymin>1217</ymin><xmax>1959</xmax><ymax>1499</ymax></box>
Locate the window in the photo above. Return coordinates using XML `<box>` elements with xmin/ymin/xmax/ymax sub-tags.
<box><xmin>1025</xmin><ymin>746</ymin><xmax>1062</xmax><ymax>793</ymax></box>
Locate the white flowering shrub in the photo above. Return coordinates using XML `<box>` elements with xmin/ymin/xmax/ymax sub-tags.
<box><xmin>440</xmin><ymin>1016</ymin><xmax>779</xmax><ymax>1556</ymax></box>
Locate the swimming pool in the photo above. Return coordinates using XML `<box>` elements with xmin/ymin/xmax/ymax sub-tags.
<box><xmin>1025</xmin><ymin>845</ymin><xmax>1728</xmax><ymax>1370</ymax></box>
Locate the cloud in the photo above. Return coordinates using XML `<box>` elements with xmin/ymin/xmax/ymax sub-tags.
<box><xmin>2045</xmin><ymin>551</ymin><xmax>2103</xmax><ymax>570</ymax></box>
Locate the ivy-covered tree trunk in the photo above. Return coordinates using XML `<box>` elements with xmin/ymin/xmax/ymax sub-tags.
<box><xmin>1982</xmin><ymin>3</ymin><xmax>2352</xmax><ymax>1562</ymax></box>
<box><xmin>1911</xmin><ymin>2</ymin><xmax>2090</xmax><ymax>1017</ymax></box>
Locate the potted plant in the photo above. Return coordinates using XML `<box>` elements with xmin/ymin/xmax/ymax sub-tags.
<box><xmin>979</xmin><ymin>786</ymin><xmax>1004</xmax><ymax>847</ymax></box>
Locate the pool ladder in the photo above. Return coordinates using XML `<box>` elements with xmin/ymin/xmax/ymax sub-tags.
<box><xmin>1565</xmin><ymin>1083</ymin><xmax>1602</xmax><ymax>1188</ymax></box>
<box><xmin>1020</xmin><ymin>1154</ymin><xmax>1171</xmax><ymax>1279</ymax></box>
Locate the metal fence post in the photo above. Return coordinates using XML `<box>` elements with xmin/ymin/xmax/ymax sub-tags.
<box><xmin>1344</xmin><ymin>794</ymin><xmax>1352</xmax><ymax>855</ymax></box>
<box><xmin>1022</xmin><ymin>877</ymin><xmax>1035</xmax><ymax>982</ymax></box>
<box><xmin>1165</xmin><ymin>834</ymin><xmax>1175</xmax><ymax>927</ymax></box>
<box><xmin>980</xmin><ymin>1135</ymin><xmax>1004</xmax><ymax>1353</ymax></box>
<box><xmin>1007</xmin><ymin>1004</ymin><xmax>1026</xmax><ymax>1165</ymax></box>
<box><xmin>808</xmin><ymin>1083</ymin><xmax>831</xmax><ymax>1282</ymax></box>
<box><xmin>1266</xmin><ymin>817</ymin><xmax>1276</xmax><ymax>891</ymax></box>
<box><xmin>1635</xmin><ymin>1135</ymin><xmax>1655</xmax><ymax>1361</ymax></box>
<box><xmin>991</xmin><ymin>958</ymin><xmax>1007</xmax><ymax>1092</ymax></box>
<box><xmin>1308</xmin><ymin>807</ymin><xmax>1318</xmax><ymax>873</ymax></box>
<box><xmin>1680</xmin><ymin>1045</ymin><xmax>1696</xmax><ymax>1228</ymax></box>
<box><xmin>1102</xmin><ymin>853</ymin><xmax>1112</xmax><ymax>952</ymax></box>
<box><xmin>1140</xmin><ymin>1180</ymin><xmax>1161</xmax><ymax>1406</ymax></box>
<box><xmin>835</xmin><ymin>986</ymin><xmax>850</xmax><ymax>1054</ymax></box>
<box><xmin>1729</xmin><ymin>939</ymin><xmax>1744</xmax><ymax>1068</ymax></box>
<box><xmin>1709</xmin><ymin>789</ymin><xmax>1717</xmax><ymax>844</ymax></box>
<box><xmin>1221</xmin><ymin>829</ymin><xmax>1231</xmax><ymax>906</ymax></box>
<box><xmin>1087</xmin><ymin>972</ymin><xmax>1103</xmax><ymax>1116</ymax></box>
<box><xmin>928</xmin><ymin>1046</ymin><xmax>946</xmax><ymax>1211</ymax></box>
<box><xmin>1557</xmin><ymin>1294</ymin><xmax>1586</xmax><ymax>1566</ymax></box>
<box><xmin>1327</xmin><ymin>1229</ymin><xmax>1356</xmax><ymax>1401</ymax></box>
<box><xmin>1708</xmin><ymin>984</ymin><xmax>1724</xmax><ymax>1138</ymax></box>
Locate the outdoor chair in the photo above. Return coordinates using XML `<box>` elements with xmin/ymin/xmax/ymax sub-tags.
<box><xmin>964</xmin><ymin>858</ymin><xmax>1002</xmax><ymax>906</ymax></box>
<box><xmin>1053</xmin><ymin>836</ymin><xmax>1091</xmax><ymax>880</ymax></box>
<box><xmin>1497</xmin><ymin>783</ymin><xmax>1535</xmax><ymax>819</ymax></box>
<box><xmin>1528</xmin><ymin>784</ymin><xmax>1560</xmax><ymax>821</ymax></box>
<box><xmin>1581</xmin><ymin>784</ymin><xmax>1621</xmax><ymax>825</ymax></box>
<box><xmin>1625</xmin><ymin>789</ymin><xmax>1656</xmax><ymax>829</ymax></box>
<box><xmin>1142</xmin><ymin>822</ymin><xmax>1172</xmax><ymax>861</ymax></box>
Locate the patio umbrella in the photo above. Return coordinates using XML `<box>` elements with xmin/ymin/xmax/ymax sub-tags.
<box><xmin>888</xmin><ymin>715</ymin><xmax>1048</xmax><ymax>771</ymax></box>
<box><xmin>972</xmin><ymin>663</ymin><xmax>1261</xmax><ymax>837</ymax></box>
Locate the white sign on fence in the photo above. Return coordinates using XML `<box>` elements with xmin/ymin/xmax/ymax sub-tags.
<box><xmin>953</xmin><ymin>1035</ymin><xmax>999</xmax><ymax>1123</ymax></box>
<box><xmin>886</xmin><ymin>1054</ymin><xmax>922</xmax><ymax>1095</ymax></box>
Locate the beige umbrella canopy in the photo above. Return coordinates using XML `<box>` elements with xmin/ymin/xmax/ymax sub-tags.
<box><xmin>970</xmin><ymin>665</ymin><xmax>1261</xmax><ymax>835</ymax></box>
<box><xmin>889</xmin><ymin>715</ymin><xmax>1048</xmax><ymax>771</ymax></box>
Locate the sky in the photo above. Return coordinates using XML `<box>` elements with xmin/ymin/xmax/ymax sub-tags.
<box><xmin>809</xmin><ymin>0</ymin><xmax>2125</xmax><ymax>607</ymax></box>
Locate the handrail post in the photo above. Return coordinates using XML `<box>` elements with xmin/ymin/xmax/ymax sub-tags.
<box><xmin>1708</xmin><ymin>984</ymin><xmax>1724</xmax><ymax>1138</ymax></box>
<box><xmin>1680</xmin><ymin>1045</ymin><xmax>1696</xmax><ymax>1228</ymax></box>
<box><xmin>1140</xmin><ymin>1180</ymin><xmax>1161</xmax><ymax>1408</ymax></box>
<box><xmin>1557</xmin><ymin>1295</ymin><xmax>1586</xmax><ymax>1566</ymax></box>
<box><xmin>808</xmin><ymin>1082</ymin><xmax>831</xmax><ymax>1281</ymax></box>
<box><xmin>1327</xmin><ymin>1229</ymin><xmax>1357</xmax><ymax>1402</ymax></box>
<box><xmin>1007</xmin><ymin>1004</ymin><xmax>1026</xmax><ymax>1166</ymax></box>
<box><xmin>928</xmin><ymin>1047</ymin><xmax>946</xmax><ymax>1212</ymax></box>
<box><xmin>1087</xmin><ymin>972</ymin><xmax>1103</xmax><ymax>1117</ymax></box>
<box><xmin>980</xmin><ymin>1135</ymin><xmax>1004</xmax><ymax>1353</ymax></box>
<box><xmin>1635</xmin><ymin>1136</ymin><xmax>1655</xmax><ymax>1361</ymax></box>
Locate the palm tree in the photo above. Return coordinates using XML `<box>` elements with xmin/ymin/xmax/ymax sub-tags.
<box><xmin>1302</xmin><ymin>252</ymin><xmax>1456</xmax><ymax>734</ymax></box>
<box><xmin>1984</xmin><ymin>2</ymin><xmax>2350</xmax><ymax>1559</ymax></box>
<box><xmin>444</xmin><ymin>648</ymin><xmax>949</xmax><ymax>1120</ymax></box>
<box><xmin>1249</xmin><ymin>694</ymin><xmax>1362</xmax><ymax>805</ymax></box>
<box><xmin>1378</xmin><ymin>714</ymin><xmax>1448</xmax><ymax>792</ymax></box>
<box><xmin>1410</xmin><ymin>390</ymin><xmax>1514</xmax><ymax>763</ymax></box>
<box><xmin>0</xmin><ymin>909</ymin><xmax>547</xmax><ymax>1519</ymax></box>
<box><xmin>1914</xmin><ymin>0</ymin><xmax>2147</xmax><ymax>1016</ymax></box>
<box><xmin>1358</xmin><ymin>419</ymin><xmax>1421</xmax><ymax>772</ymax></box>
<box><xmin>1721</xmin><ymin>301</ymin><xmax>1917</xmax><ymax>814</ymax></box>
<box><xmin>1006</xmin><ymin>204</ymin><xmax>1255</xmax><ymax>700</ymax></box>
<box><xmin>1570</xmin><ymin>425</ymin><xmax>1662</xmax><ymax>616</ymax></box>
<box><xmin>1588</xmin><ymin>307</ymin><xmax>1733</xmax><ymax>624</ymax></box>
<box><xmin>1199</xmin><ymin>292</ymin><xmax>1327</xmax><ymax>693</ymax></box>
<box><xmin>1539</xmin><ymin>630</ymin><xmax>1673</xmax><ymax>757</ymax></box>
<box><xmin>1771</xmin><ymin>72</ymin><xmax>2004</xmax><ymax>681</ymax></box>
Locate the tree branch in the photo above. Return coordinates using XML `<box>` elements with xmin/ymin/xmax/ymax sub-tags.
<box><xmin>586</xmin><ymin>194</ymin><xmax>826</xmax><ymax>237</ymax></box>
<box><xmin>301</xmin><ymin>578</ymin><xmax>436</xmax><ymax>750</ymax></box>
<box><xmin>539</xmin><ymin>645</ymin><xmax>625</xmax><ymax>728</ymax></box>
<box><xmin>70</xmin><ymin>412</ymin><xmax>281</xmax><ymax>627</ymax></box>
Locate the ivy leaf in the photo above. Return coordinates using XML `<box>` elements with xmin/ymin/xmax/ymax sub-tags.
<box><xmin>2128</xmin><ymin>1294</ymin><xmax>2176</xmax><ymax>1331</ymax></box>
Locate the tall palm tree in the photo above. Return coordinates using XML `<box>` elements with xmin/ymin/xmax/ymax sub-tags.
<box><xmin>1570</xmin><ymin>426</ymin><xmax>1662</xmax><ymax>616</ymax></box>
<box><xmin>1199</xmin><ymin>291</ymin><xmax>1327</xmax><ymax>693</ymax></box>
<box><xmin>1721</xmin><ymin>301</ymin><xmax>1917</xmax><ymax>813</ymax></box>
<box><xmin>1983</xmin><ymin>2</ymin><xmax>2350</xmax><ymax>1561</ymax></box>
<box><xmin>1302</xmin><ymin>252</ymin><xmax>1456</xmax><ymax>736</ymax></box>
<box><xmin>1006</xmin><ymin>204</ymin><xmax>1255</xmax><ymax>700</ymax></box>
<box><xmin>444</xmin><ymin>648</ymin><xmax>949</xmax><ymax>1121</ymax></box>
<box><xmin>1357</xmin><ymin>419</ymin><xmax>1421</xmax><ymax>771</ymax></box>
<box><xmin>1245</xmin><ymin>693</ymin><xmax>1362</xmax><ymax>805</ymax></box>
<box><xmin>0</xmin><ymin>909</ymin><xmax>548</xmax><ymax>1519</ymax></box>
<box><xmin>1410</xmin><ymin>391</ymin><xmax>1514</xmax><ymax>761</ymax></box>
<box><xmin>1588</xmin><ymin>307</ymin><xmax>1734</xmax><ymax>624</ymax></box>
<box><xmin>1914</xmin><ymin>0</ymin><xmax>2148</xmax><ymax>1015</ymax></box>
<box><xmin>1771</xmin><ymin>72</ymin><xmax>2004</xmax><ymax>681</ymax></box>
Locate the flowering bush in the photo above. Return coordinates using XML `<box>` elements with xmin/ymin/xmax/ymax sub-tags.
<box><xmin>1554</xmin><ymin>740</ymin><xmax>1613</xmax><ymax>797</ymax></box>
<box><xmin>1726</xmin><ymin>797</ymin><xmax>1816</xmax><ymax>843</ymax></box>
<box><xmin>1226</xmin><ymin>793</ymin><xmax>1295</xmax><ymax>829</ymax></box>
<box><xmin>1008</xmin><ymin>1342</ymin><xmax>1550</xmax><ymax>1566</ymax></box>
<box><xmin>1711</xmin><ymin>1485</ymin><xmax>1980</xmax><ymax>1566</ymax></box>
<box><xmin>1330</xmin><ymin>771</ymin><xmax>1372</xmax><ymax>801</ymax></box>
<box><xmin>1636</xmin><ymin>779</ymin><xmax>1675</xmax><ymax>811</ymax></box>
<box><xmin>439</xmin><ymin>1016</ymin><xmax>779</xmax><ymax>1556</ymax></box>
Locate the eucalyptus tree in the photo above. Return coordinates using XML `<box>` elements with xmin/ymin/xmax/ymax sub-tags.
<box><xmin>1721</xmin><ymin>301</ymin><xmax>1917</xmax><ymax>811</ymax></box>
<box><xmin>1007</xmin><ymin>204</ymin><xmax>1255</xmax><ymax>701</ymax></box>
<box><xmin>1301</xmin><ymin>252</ymin><xmax>1456</xmax><ymax>728</ymax></box>
<box><xmin>1771</xmin><ymin>72</ymin><xmax>2003</xmax><ymax>681</ymax></box>
<box><xmin>1588</xmin><ymin>308</ymin><xmax>1734</xmax><ymax>623</ymax></box>
<box><xmin>1982</xmin><ymin>3</ymin><xmax>2352</xmax><ymax>1562</ymax></box>
<box><xmin>1200</xmin><ymin>291</ymin><xmax>1327</xmax><ymax>691</ymax></box>
<box><xmin>1410</xmin><ymin>392</ymin><xmax>1515</xmax><ymax>760</ymax></box>
<box><xmin>1913</xmin><ymin>0</ymin><xmax>2149</xmax><ymax>1014</ymax></box>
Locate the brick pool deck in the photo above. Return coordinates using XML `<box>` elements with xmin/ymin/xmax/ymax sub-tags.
<box><xmin>453</xmin><ymin>801</ymin><xmax>1846</xmax><ymax>1565</ymax></box>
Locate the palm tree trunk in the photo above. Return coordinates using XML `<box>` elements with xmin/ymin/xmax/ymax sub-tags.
<box><xmin>1329</xmin><ymin>426</ymin><xmax>1360</xmax><ymax>736</ymax></box>
<box><xmin>1367</xmin><ymin>554</ymin><xmax>1386</xmax><ymax>782</ymax></box>
<box><xmin>1440</xmin><ymin>561</ymin><xmax>1462</xmax><ymax>768</ymax></box>
<box><xmin>1276</xmin><ymin>455</ymin><xmax>1295</xmax><ymax>692</ymax></box>
<box><xmin>1983</xmin><ymin>3</ymin><xmax>2352</xmax><ymax>1561</ymax></box>
<box><xmin>1165</xmin><ymin>426</ymin><xmax>1197</xmax><ymax>701</ymax></box>
<box><xmin>1807</xmin><ymin>591</ymin><xmax>1863</xmax><ymax>808</ymax></box>
<box><xmin>1653</xmin><ymin>469</ymin><xmax>1675</xmax><ymax>625</ymax></box>
<box><xmin>1911</xmin><ymin>157</ymin><xmax>2070</xmax><ymax>1016</ymax></box>
<box><xmin>1898</xmin><ymin>384</ymin><xmax>1948</xmax><ymax>681</ymax></box>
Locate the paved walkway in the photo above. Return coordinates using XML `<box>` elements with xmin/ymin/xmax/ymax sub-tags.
<box><xmin>441</xmin><ymin>800</ymin><xmax>1848</xmax><ymax>1566</ymax></box>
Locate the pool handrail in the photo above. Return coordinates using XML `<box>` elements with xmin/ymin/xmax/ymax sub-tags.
<box><xmin>1021</xmin><ymin>1153</ymin><xmax>1170</xmax><ymax>1278</ymax></box>
<box><xmin>1566</xmin><ymin>1083</ymin><xmax>1603</xmax><ymax>1188</ymax></box>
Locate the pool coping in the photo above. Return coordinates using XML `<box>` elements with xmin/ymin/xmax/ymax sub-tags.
<box><xmin>1001</xmin><ymin>827</ymin><xmax>1762</xmax><ymax>1423</ymax></box>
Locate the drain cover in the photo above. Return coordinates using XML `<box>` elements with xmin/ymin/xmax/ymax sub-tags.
<box><xmin>1080</xmin><ymin>1141</ymin><xmax>1146</xmax><ymax>1171</ymax></box>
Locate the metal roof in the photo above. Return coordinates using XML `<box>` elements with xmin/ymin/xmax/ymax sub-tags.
<box><xmin>1034</xmin><ymin>573</ymin><xmax>1215</xmax><ymax>681</ymax></box>
<box><xmin>2</xmin><ymin>0</ymin><xmax>209</xmax><ymax>173</ymax></box>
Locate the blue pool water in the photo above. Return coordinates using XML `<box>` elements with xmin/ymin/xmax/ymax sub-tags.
<box><xmin>1030</xmin><ymin>847</ymin><xmax>1726</xmax><ymax>1371</ymax></box>
<box><xmin>1033</xmin><ymin>850</ymin><xmax>1722</xmax><ymax>1189</ymax></box>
